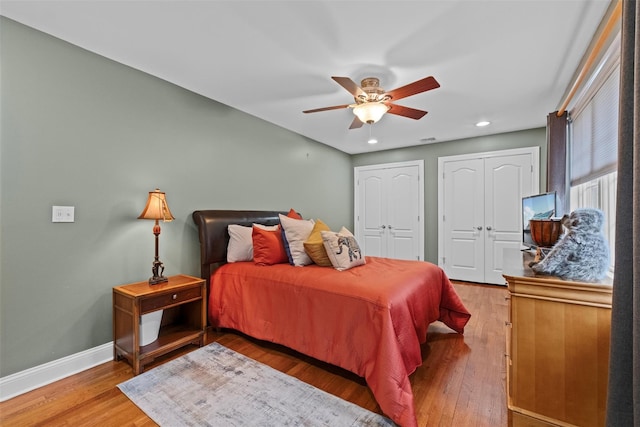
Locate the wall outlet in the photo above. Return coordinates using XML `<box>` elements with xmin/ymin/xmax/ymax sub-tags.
<box><xmin>52</xmin><ymin>206</ymin><xmax>75</xmax><ymax>223</ymax></box>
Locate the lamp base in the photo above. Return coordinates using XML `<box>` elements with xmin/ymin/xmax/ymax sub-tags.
<box><xmin>149</xmin><ymin>258</ymin><xmax>167</xmax><ymax>285</ymax></box>
<box><xmin>148</xmin><ymin>275</ymin><xmax>169</xmax><ymax>285</ymax></box>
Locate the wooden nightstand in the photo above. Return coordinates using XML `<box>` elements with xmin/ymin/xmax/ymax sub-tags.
<box><xmin>113</xmin><ymin>274</ymin><xmax>206</xmax><ymax>375</ymax></box>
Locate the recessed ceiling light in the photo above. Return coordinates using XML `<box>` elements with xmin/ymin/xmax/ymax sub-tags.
<box><xmin>368</xmin><ymin>138</ymin><xmax>378</xmax><ymax>144</ymax></box>
<box><xmin>476</xmin><ymin>121</ymin><xmax>491</xmax><ymax>127</ymax></box>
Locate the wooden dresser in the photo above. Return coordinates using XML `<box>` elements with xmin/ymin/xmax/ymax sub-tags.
<box><xmin>502</xmin><ymin>249</ymin><xmax>612</xmax><ymax>427</ymax></box>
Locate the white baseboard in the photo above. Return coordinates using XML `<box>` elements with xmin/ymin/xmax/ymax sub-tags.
<box><xmin>0</xmin><ymin>342</ymin><xmax>113</xmax><ymax>402</ymax></box>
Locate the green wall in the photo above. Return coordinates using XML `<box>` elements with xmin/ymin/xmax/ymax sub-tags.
<box><xmin>0</xmin><ymin>18</ymin><xmax>352</xmax><ymax>376</ymax></box>
<box><xmin>0</xmin><ymin>17</ymin><xmax>548</xmax><ymax>379</ymax></box>
<box><xmin>351</xmin><ymin>128</ymin><xmax>548</xmax><ymax>263</ymax></box>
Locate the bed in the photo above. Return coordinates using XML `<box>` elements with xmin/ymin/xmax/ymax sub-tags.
<box><xmin>192</xmin><ymin>210</ymin><xmax>471</xmax><ymax>427</ymax></box>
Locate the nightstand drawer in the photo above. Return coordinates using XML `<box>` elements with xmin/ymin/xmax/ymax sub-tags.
<box><xmin>140</xmin><ymin>286</ymin><xmax>202</xmax><ymax>313</ymax></box>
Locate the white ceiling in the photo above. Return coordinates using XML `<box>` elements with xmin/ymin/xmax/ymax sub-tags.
<box><xmin>0</xmin><ymin>0</ymin><xmax>612</xmax><ymax>154</ymax></box>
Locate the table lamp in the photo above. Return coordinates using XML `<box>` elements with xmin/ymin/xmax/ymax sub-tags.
<box><xmin>138</xmin><ymin>188</ymin><xmax>175</xmax><ymax>284</ymax></box>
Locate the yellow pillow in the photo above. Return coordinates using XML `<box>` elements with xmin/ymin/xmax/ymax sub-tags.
<box><xmin>303</xmin><ymin>219</ymin><xmax>333</xmax><ymax>266</ymax></box>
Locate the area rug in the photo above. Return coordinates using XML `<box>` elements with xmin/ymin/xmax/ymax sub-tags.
<box><xmin>118</xmin><ymin>342</ymin><xmax>394</xmax><ymax>426</ymax></box>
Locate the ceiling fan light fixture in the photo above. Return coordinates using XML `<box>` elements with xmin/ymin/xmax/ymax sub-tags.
<box><xmin>353</xmin><ymin>102</ymin><xmax>390</xmax><ymax>124</ymax></box>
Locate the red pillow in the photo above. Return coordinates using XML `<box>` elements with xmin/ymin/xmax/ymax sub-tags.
<box><xmin>252</xmin><ymin>225</ymin><xmax>288</xmax><ymax>265</ymax></box>
<box><xmin>287</xmin><ymin>208</ymin><xmax>302</xmax><ymax>219</ymax></box>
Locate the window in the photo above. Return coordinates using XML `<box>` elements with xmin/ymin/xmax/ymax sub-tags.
<box><xmin>568</xmin><ymin>36</ymin><xmax>619</xmax><ymax>273</ymax></box>
<box><xmin>569</xmin><ymin>171</ymin><xmax>617</xmax><ymax>269</ymax></box>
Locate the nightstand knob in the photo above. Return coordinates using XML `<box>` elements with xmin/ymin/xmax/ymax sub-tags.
<box><xmin>172</xmin><ymin>294</ymin><xmax>177</xmax><ymax>300</ymax></box>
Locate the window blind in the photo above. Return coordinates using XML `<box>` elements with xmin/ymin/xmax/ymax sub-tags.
<box><xmin>570</xmin><ymin>64</ymin><xmax>620</xmax><ymax>186</ymax></box>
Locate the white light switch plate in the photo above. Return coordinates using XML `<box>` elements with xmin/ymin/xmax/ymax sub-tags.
<box><xmin>52</xmin><ymin>206</ymin><xmax>75</xmax><ymax>222</ymax></box>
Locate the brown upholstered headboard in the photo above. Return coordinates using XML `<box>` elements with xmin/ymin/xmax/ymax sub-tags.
<box><xmin>191</xmin><ymin>210</ymin><xmax>286</xmax><ymax>283</ymax></box>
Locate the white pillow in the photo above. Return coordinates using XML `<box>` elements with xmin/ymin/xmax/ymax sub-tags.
<box><xmin>321</xmin><ymin>227</ymin><xmax>366</xmax><ymax>271</ymax></box>
<box><xmin>279</xmin><ymin>214</ymin><xmax>315</xmax><ymax>266</ymax></box>
<box><xmin>227</xmin><ymin>223</ymin><xmax>277</xmax><ymax>263</ymax></box>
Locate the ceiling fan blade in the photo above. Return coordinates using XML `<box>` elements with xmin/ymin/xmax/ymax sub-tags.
<box><xmin>332</xmin><ymin>76</ymin><xmax>366</xmax><ymax>98</ymax></box>
<box><xmin>386</xmin><ymin>103</ymin><xmax>428</xmax><ymax>120</ymax></box>
<box><xmin>385</xmin><ymin>76</ymin><xmax>440</xmax><ymax>101</ymax></box>
<box><xmin>303</xmin><ymin>104</ymin><xmax>351</xmax><ymax>114</ymax></box>
<box><xmin>349</xmin><ymin>116</ymin><xmax>364</xmax><ymax>129</ymax></box>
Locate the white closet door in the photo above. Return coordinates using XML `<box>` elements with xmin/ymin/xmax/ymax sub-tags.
<box><xmin>355</xmin><ymin>161</ymin><xmax>424</xmax><ymax>260</ymax></box>
<box><xmin>483</xmin><ymin>154</ymin><xmax>534</xmax><ymax>284</ymax></box>
<box><xmin>443</xmin><ymin>158</ymin><xmax>486</xmax><ymax>282</ymax></box>
<box><xmin>387</xmin><ymin>166</ymin><xmax>421</xmax><ymax>260</ymax></box>
<box><xmin>438</xmin><ymin>147</ymin><xmax>539</xmax><ymax>285</ymax></box>
<box><xmin>358</xmin><ymin>169</ymin><xmax>385</xmax><ymax>257</ymax></box>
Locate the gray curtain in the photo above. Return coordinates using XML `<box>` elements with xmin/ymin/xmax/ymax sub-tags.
<box><xmin>606</xmin><ymin>1</ymin><xmax>640</xmax><ymax>426</ymax></box>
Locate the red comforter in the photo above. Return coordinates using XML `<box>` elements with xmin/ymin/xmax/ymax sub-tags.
<box><xmin>209</xmin><ymin>256</ymin><xmax>471</xmax><ymax>426</ymax></box>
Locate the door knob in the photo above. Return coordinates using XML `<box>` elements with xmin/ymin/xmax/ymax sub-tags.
<box><xmin>388</xmin><ymin>225</ymin><xmax>393</xmax><ymax>229</ymax></box>
<box><xmin>476</xmin><ymin>226</ymin><xmax>483</xmax><ymax>230</ymax></box>
<box><xmin>381</xmin><ymin>225</ymin><xmax>386</xmax><ymax>229</ymax></box>
<box><xmin>486</xmin><ymin>226</ymin><xmax>493</xmax><ymax>231</ymax></box>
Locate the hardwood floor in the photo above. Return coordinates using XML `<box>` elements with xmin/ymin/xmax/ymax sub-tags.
<box><xmin>0</xmin><ymin>282</ymin><xmax>508</xmax><ymax>427</ymax></box>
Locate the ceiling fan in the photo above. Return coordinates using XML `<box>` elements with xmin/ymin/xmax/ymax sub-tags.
<box><xmin>303</xmin><ymin>76</ymin><xmax>440</xmax><ymax>129</ymax></box>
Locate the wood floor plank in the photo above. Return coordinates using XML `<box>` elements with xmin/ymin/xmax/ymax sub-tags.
<box><xmin>0</xmin><ymin>282</ymin><xmax>508</xmax><ymax>427</ymax></box>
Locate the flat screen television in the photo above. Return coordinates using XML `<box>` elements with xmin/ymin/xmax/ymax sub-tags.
<box><xmin>522</xmin><ymin>191</ymin><xmax>557</xmax><ymax>247</ymax></box>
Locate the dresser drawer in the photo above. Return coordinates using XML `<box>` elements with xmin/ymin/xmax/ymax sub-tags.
<box><xmin>140</xmin><ymin>286</ymin><xmax>202</xmax><ymax>313</ymax></box>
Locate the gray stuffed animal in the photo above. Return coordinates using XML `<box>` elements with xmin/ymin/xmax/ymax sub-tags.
<box><xmin>530</xmin><ymin>208</ymin><xmax>609</xmax><ymax>282</ymax></box>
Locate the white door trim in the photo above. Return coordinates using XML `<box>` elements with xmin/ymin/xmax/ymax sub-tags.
<box><xmin>354</xmin><ymin>160</ymin><xmax>424</xmax><ymax>260</ymax></box>
<box><xmin>437</xmin><ymin>147</ymin><xmax>540</xmax><ymax>270</ymax></box>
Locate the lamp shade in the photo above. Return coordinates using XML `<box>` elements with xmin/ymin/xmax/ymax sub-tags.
<box><xmin>353</xmin><ymin>102</ymin><xmax>390</xmax><ymax>124</ymax></box>
<box><xmin>138</xmin><ymin>188</ymin><xmax>175</xmax><ymax>221</ymax></box>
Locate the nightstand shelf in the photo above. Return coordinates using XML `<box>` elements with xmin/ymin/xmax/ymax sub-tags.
<box><xmin>113</xmin><ymin>274</ymin><xmax>206</xmax><ymax>375</ymax></box>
